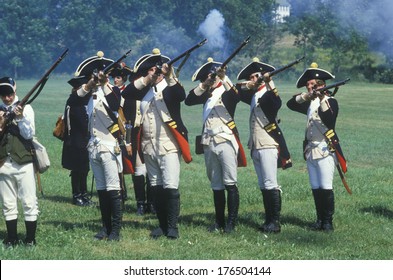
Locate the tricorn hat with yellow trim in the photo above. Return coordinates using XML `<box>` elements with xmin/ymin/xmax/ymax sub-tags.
<box><xmin>191</xmin><ymin>57</ymin><xmax>222</xmax><ymax>82</ymax></box>
<box><xmin>67</xmin><ymin>51</ymin><xmax>114</xmax><ymax>88</ymax></box>
<box><xmin>0</xmin><ymin>77</ymin><xmax>16</xmax><ymax>96</ymax></box>
<box><xmin>109</xmin><ymin>62</ymin><xmax>134</xmax><ymax>79</ymax></box>
<box><xmin>237</xmin><ymin>57</ymin><xmax>275</xmax><ymax>80</ymax></box>
<box><xmin>133</xmin><ymin>48</ymin><xmax>170</xmax><ymax>76</ymax></box>
<box><xmin>296</xmin><ymin>62</ymin><xmax>335</xmax><ymax>88</ymax></box>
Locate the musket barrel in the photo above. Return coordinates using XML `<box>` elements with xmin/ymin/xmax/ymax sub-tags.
<box><xmin>103</xmin><ymin>49</ymin><xmax>132</xmax><ymax>74</ymax></box>
<box><xmin>318</xmin><ymin>78</ymin><xmax>351</xmax><ymax>93</ymax></box>
<box><xmin>268</xmin><ymin>56</ymin><xmax>305</xmax><ymax>77</ymax></box>
<box><xmin>168</xmin><ymin>38</ymin><xmax>207</xmax><ymax>66</ymax></box>
<box><xmin>0</xmin><ymin>48</ymin><xmax>68</xmax><ymax>136</ymax></box>
<box><xmin>221</xmin><ymin>36</ymin><xmax>250</xmax><ymax>68</ymax></box>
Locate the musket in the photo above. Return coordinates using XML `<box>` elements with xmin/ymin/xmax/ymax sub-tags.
<box><xmin>168</xmin><ymin>38</ymin><xmax>207</xmax><ymax>66</ymax></box>
<box><xmin>264</xmin><ymin>56</ymin><xmax>305</xmax><ymax>78</ymax></box>
<box><xmin>0</xmin><ymin>48</ymin><xmax>69</xmax><ymax>137</ymax></box>
<box><xmin>314</xmin><ymin>78</ymin><xmax>350</xmax><ymax>96</ymax></box>
<box><xmin>102</xmin><ymin>49</ymin><xmax>132</xmax><ymax>75</ymax></box>
<box><xmin>211</xmin><ymin>36</ymin><xmax>251</xmax><ymax>79</ymax></box>
<box><xmin>156</xmin><ymin>39</ymin><xmax>208</xmax><ymax>75</ymax></box>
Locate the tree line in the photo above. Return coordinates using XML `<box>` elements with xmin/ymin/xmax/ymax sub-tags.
<box><xmin>1</xmin><ymin>0</ymin><xmax>391</xmax><ymax>83</ymax></box>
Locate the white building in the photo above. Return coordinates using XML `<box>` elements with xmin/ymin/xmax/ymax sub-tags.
<box><xmin>275</xmin><ymin>0</ymin><xmax>290</xmax><ymax>23</ymax></box>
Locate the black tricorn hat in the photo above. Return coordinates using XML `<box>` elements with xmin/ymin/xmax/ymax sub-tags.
<box><xmin>0</xmin><ymin>77</ymin><xmax>16</xmax><ymax>96</ymax></box>
<box><xmin>237</xmin><ymin>57</ymin><xmax>275</xmax><ymax>80</ymax></box>
<box><xmin>67</xmin><ymin>51</ymin><xmax>114</xmax><ymax>88</ymax></box>
<box><xmin>191</xmin><ymin>58</ymin><xmax>222</xmax><ymax>82</ymax></box>
<box><xmin>133</xmin><ymin>48</ymin><xmax>170</xmax><ymax>76</ymax></box>
<box><xmin>109</xmin><ymin>63</ymin><xmax>133</xmax><ymax>78</ymax></box>
<box><xmin>296</xmin><ymin>62</ymin><xmax>335</xmax><ymax>88</ymax></box>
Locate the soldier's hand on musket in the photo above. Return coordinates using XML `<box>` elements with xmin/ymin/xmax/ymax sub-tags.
<box><xmin>216</xmin><ymin>66</ymin><xmax>227</xmax><ymax>80</ymax></box>
<box><xmin>201</xmin><ymin>74</ymin><xmax>215</xmax><ymax>90</ymax></box>
<box><xmin>84</xmin><ymin>75</ymin><xmax>98</xmax><ymax>92</ymax></box>
<box><xmin>13</xmin><ymin>105</ymin><xmax>24</xmax><ymax>120</ymax></box>
<box><xmin>143</xmin><ymin>66</ymin><xmax>159</xmax><ymax>85</ymax></box>
<box><xmin>263</xmin><ymin>72</ymin><xmax>272</xmax><ymax>83</ymax></box>
<box><xmin>161</xmin><ymin>63</ymin><xmax>172</xmax><ymax>77</ymax></box>
<box><xmin>125</xmin><ymin>144</ymin><xmax>132</xmax><ymax>156</ymax></box>
<box><xmin>97</xmin><ymin>71</ymin><xmax>108</xmax><ymax>86</ymax></box>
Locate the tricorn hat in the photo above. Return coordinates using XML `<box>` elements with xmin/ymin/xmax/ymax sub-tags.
<box><xmin>67</xmin><ymin>51</ymin><xmax>114</xmax><ymax>88</ymax></box>
<box><xmin>133</xmin><ymin>48</ymin><xmax>170</xmax><ymax>76</ymax></box>
<box><xmin>296</xmin><ymin>62</ymin><xmax>335</xmax><ymax>88</ymax></box>
<box><xmin>0</xmin><ymin>77</ymin><xmax>16</xmax><ymax>96</ymax></box>
<box><xmin>237</xmin><ymin>57</ymin><xmax>275</xmax><ymax>80</ymax></box>
<box><xmin>109</xmin><ymin>62</ymin><xmax>134</xmax><ymax>79</ymax></box>
<box><xmin>191</xmin><ymin>57</ymin><xmax>222</xmax><ymax>82</ymax></box>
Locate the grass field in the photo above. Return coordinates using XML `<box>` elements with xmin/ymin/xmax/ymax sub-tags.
<box><xmin>1</xmin><ymin>77</ymin><xmax>393</xmax><ymax>260</ymax></box>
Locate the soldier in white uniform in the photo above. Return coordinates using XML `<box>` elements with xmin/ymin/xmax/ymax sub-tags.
<box><xmin>287</xmin><ymin>63</ymin><xmax>346</xmax><ymax>232</ymax></box>
<box><xmin>0</xmin><ymin>77</ymin><xmax>39</xmax><ymax>247</ymax></box>
<box><xmin>122</xmin><ymin>49</ymin><xmax>192</xmax><ymax>239</ymax></box>
<box><xmin>186</xmin><ymin>58</ymin><xmax>247</xmax><ymax>234</ymax></box>
<box><xmin>237</xmin><ymin>58</ymin><xmax>292</xmax><ymax>233</ymax></box>
<box><xmin>112</xmin><ymin>65</ymin><xmax>155</xmax><ymax>215</ymax></box>
<box><xmin>69</xmin><ymin>52</ymin><xmax>123</xmax><ymax>241</ymax></box>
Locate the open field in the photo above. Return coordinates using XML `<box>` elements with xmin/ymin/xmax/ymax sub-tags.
<box><xmin>1</xmin><ymin>77</ymin><xmax>393</xmax><ymax>260</ymax></box>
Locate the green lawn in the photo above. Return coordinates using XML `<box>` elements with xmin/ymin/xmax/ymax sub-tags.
<box><xmin>1</xmin><ymin>77</ymin><xmax>393</xmax><ymax>260</ymax></box>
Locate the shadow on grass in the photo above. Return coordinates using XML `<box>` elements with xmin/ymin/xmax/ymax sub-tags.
<box><xmin>179</xmin><ymin>211</ymin><xmax>312</xmax><ymax>231</ymax></box>
<box><xmin>360</xmin><ymin>205</ymin><xmax>393</xmax><ymax>220</ymax></box>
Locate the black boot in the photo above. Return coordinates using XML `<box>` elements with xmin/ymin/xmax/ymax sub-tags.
<box><xmin>262</xmin><ymin>189</ymin><xmax>281</xmax><ymax>233</ymax></box>
<box><xmin>259</xmin><ymin>190</ymin><xmax>271</xmax><ymax>231</ymax></box>
<box><xmin>224</xmin><ymin>185</ymin><xmax>239</xmax><ymax>233</ymax></box>
<box><xmin>145</xmin><ymin>177</ymin><xmax>156</xmax><ymax>214</ymax></box>
<box><xmin>79</xmin><ymin>171</ymin><xmax>94</xmax><ymax>206</ymax></box>
<box><xmin>24</xmin><ymin>221</ymin><xmax>37</xmax><ymax>246</ymax></box>
<box><xmin>150</xmin><ymin>185</ymin><xmax>167</xmax><ymax>238</ymax></box>
<box><xmin>108</xmin><ymin>190</ymin><xmax>123</xmax><ymax>241</ymax></box>
<box><xmin>321</xmin><ymin>189</ymin><xmax>335</xmax><ymax>232</ymax></box>
<box><xmin>166</xmin><ymin>189</ymin><xmax>180</xmax><ymax>239</ymax></box>
<box><xmin>310</xmin><ymin>189</ymin><xmax>323</xmax><ymax>230</ymax></box>
<box><xmin>208</xmin><ymin>190</ymin><xmax>226</xmax><ymax>232</ymax></box>
<box><xmin>3</xmin><ymin>219</ymin><xmax>18</xmax><ymax>247</ymax></box>
<box><xmin>71</xmin><ymin>171</ymin><xmax>85</xmax><ymax>206</ymax></box>
<box><xmin>94</xmin><ymin>190</ymin><xmax>111</xmax><ymax>240</ymax></box>
<box><xmin>133</xmin><ymin>175</ymin><xmax>146</xmax><ymax>215</ymax></box>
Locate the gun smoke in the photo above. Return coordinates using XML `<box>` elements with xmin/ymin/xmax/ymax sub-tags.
<box><xmin>197</xmin><ymin>9</ymin><xmax>227</xmax><ymax>50</ymax></box>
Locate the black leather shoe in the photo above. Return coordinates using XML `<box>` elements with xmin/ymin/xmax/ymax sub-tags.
<box><xmin>94</xmin><ymin>227</ymin><xmax>108</xmax><ymax>240</ymax></box>
<box><xmin>3</xmin><ymin>239</ymin><xmax>19</xmax><ymax>248</ymax></box>
<box><xmin>145</xmin><ymin>203</ymin><xmax>156</xmax><ymax>214</ymax></box>
<box><xmin>73</xmin><ymin>194</ymin><xmax>85</xmax><ymax>206</ymax></box>
<box><xmin>150</xmin><ymin>227</ymin><xmax>165</xmax><ymax>239</ymax></box>
<box><xmin>81</xmin><ymin>193</ymin><xmax>95</xmax><ymax>206</ymax></box>
<box><xmin>108</xmin><ymin>231</ymin><xmax>120</xmax><ymax>241</ymax></box>
<box><xmin>224</xmin><ymin>223</ymin><xmax>236</xmax><ymax>234</ymax></box>
<box><xmin>24</xmin><ymin>239</ymin><xmax>36</xmax><ymax>246</ymax></box>
<box><xmin>310</xmin><ymin>220</ymin><xmax>323</xmax><ymax>231</ymax></box>
<box><xmin>322</xmin><ymin>222</ymin><xmax>334</xmax><ymax>232</ymax></box>
<box><xmin>136</xmin><ymin>203</ymin><xmax>145</xmax><ymax>216</ymax></box>
<box><xmin>261</xmin><ymin>221</ymin><xmax>281</xmax><ymax>233</ymax></box>
<box><xmin>208</xmin><ymin>223</ymin><xmax>224</xmax><ymax>233</ymax></box>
